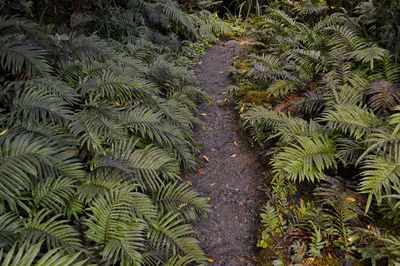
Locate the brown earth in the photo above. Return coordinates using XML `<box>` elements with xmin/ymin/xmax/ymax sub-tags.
<box><xmin>186</xmin><ymin>42</ymin><xmax>266</xmax><ymax>265</ymax></box>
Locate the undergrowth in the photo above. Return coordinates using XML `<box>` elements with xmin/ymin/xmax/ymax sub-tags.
<box><xmin>0</xmin><ymin>0</ymin><xmax>232</xmax><ymax>265</ymax></box>
<box><xmin>232</xmin><ymin>1</ymin><xmax>400</xmax><ymax>265</ymax></box>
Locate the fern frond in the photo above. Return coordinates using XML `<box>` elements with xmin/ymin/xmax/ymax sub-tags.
<box><xmin>360</xmin><ymin>156</ymin><xmax>400</xmax><ymax>210</ymax></box>
<box><xmin>31</xmin><ymin>177</ymin><xmax>77</xmax><ymax>213</ymax></box>
<box><xmin>266</xmin><ymin>79</ymin><xmax>298</xmax><ymax>98</ymax></box>
<box><xmin>0</xmin><ymin>212</ymin><xmax>22</xmax><ymax>249</ymax></box>
<box><xmin>96</xmin><ymin>142</ymin><xmax>180</xmax><ymax>191</ymax></box>
<box><xmin>9</xmin><ymin>89</ymin><xmax>74</xmax><ymax>125</ymax></box>
<box><xmin>9</xmin><ymin>78</ymin><xmax>80</xmax><ymax>104</ymax></box>
<box><xmin>0</xmin><ymin>42</ymin><xmax>51</xmax><ymax>77</ymax></box>
<box><xmin>0</xmin><ymin>241</ymin><xmax>85</xmax><ymax>266</ymax></box>
<box><xmin>79</xmin><ymin>71</ymin><xmax>156</xmax><ymax>102</ymax></box>
<box><xmin>64</xmin><ymin>34</ymin><xmax>112</xmax><ymax>61</ymax></box>
<box><xmin>272</xmin><ymin>135</ymin><xmax>337</xmax><ymax>182</ymax></box>
<box><xmin>154</xmin><ymin>182</ymin><xmax>209</xmax><ymax>221</ymax></box>
<box><xmin>322</xmin><ymin>104</ymin><xmax>379</xmax><ymax>140</ymax></box>
<box><xmin>86</xmin><ymin>190</ymin><xmax>147</xmax><ymax>265</ymax></box>
<box><xmin>23</xmin><ymin>209</ymin><xmax>83</xmax><ymax>251</ymax></box>
<box><xmin>0</xmin><ymin>133</ymin><xmax>84</xmax><ymax>207</ymax></box>
<box><xmin>149</xmin><ymin>211</ymin><xmax>206</xmax><ymax>262</ymax></box>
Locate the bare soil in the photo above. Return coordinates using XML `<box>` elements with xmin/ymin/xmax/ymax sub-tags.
<box><xmin>187</xmin><ymin>42</ymin><xmax>266</xmax><ymax>265</ymax></box>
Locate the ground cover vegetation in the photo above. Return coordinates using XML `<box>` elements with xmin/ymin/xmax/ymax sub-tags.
<box><xmin>0</xmin><ymin>0</ymin><xmax>232</xmax><ymax>265</ymax></box>
<box><xmin>232</xmin><ymin>0</ymin><xmax>400</xmax><ymax>265</ymax></box>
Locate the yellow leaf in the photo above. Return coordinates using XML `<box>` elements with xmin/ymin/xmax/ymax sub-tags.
<box><xmin>202</xmin><ymin>155</ymin><xmax>210</xmax><ymax>162</ymax></box>
<box><xmin>207</xmin><ymin>258</ymin><xmax>215</xmax><ymax>263</ymax></box>
<box><xmin>346</xmin><ymin>196</ymin><xmax>356</xmax><ymax>203</ymax></box>
<box><xmin>114</xmin><ymin>101</ymin><xmax>121</xmax><ymax>107</ymax></box>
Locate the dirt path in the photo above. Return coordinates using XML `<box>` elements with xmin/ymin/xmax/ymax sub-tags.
<box><xmin>187</xmin><ymin>42</ymin><xmax>265</xmax><ymax>265</ymax></box>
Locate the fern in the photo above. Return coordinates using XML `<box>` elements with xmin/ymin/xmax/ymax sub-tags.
<box><xmin>23</xmin><ymin>210</ymin><xmax>83</xmax><ymax>252</ymax></box>
<box><xmin>322</xmin><ymin>104</ymin><xmax>380</xmax><ymax>140</ymax></box>
<box><xmin>0</xmin><ymin>42</ymin><xmax>51</xmax><ymax>77</ymax></box>
<box><xmin>360</xmin><ymin>156</ymin><xmax>400</xmax><ymax>211</ymax></box>
<box><xmin>272</xmin><ymin>135</ymin><xmax>336</xmax><ymax>182</ymax></box>
<box><xmin>0</xmin><ymin>241</ymin><xmax>85</xmax><ymax>266</ymax></box>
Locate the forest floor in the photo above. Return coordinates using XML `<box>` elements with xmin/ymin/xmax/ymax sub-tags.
<box><xmin>186</xmin><ymin>41</ymin><xmax>266</xmax><ymax>265</ymax></box>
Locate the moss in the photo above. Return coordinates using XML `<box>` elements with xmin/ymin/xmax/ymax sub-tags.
<box><xmin>244</xmin><ymin>90</ymin><xmax>270</xmax><ymax>105</ymax></box>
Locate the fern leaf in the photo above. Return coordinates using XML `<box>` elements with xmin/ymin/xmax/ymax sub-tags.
<box><xmin>272</xmin><ymin>135</ymin><xmax>337</xmax><ymax>182</ymax></box>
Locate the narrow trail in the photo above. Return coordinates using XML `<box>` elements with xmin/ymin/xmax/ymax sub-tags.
<box><xmin>187</xmin><ymin>42</ymin><xmax>265</xmax><ymax>265</ymax></box>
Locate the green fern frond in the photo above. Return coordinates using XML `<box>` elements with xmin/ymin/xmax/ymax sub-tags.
<box><xmin>64</xmin><ymin>34</ymin><xmax>112</xmax><ymax>61</ymax></box>
<box><xmin>10</xmin><ymin>89</ymin><xmax>74</xmax><ymax>125</ymax></box>
<box><xmin>165</xmin><ymin>255</ymin><xmax>195</xmax><ymax>266</ymax></box>
<box><xmin>9</xmin><ymin>78</ymin><xmax>80</xmax><ymax>104</ymax></box>
<box><xmin>0</xmin><ymin>212</ymin><xmax>22</xmax><ymax>249</ymax></box>
<box><xmin>149</xmin><ymin>211</ymin><xmax>206</xmax><ymax>262</ymax></box>
<box><xmin>0</xmin><ymin>16</ymin><xmax>43</xmax><ymax>37</ymax></box>
<box><xmin>0</xmin><ymin>133</ymin><xmax>84</xmax><ymax>207</ymax></box>
<box><xmin>272</xmin><ymin>135</ymin><xmax>337</xmax><ymax>182</ymax></box>
<box><xmin>79</xmin><ymin>71</ymin><xmax>156</xmax><ymax>102</ymax></box>
<box><xmin>86</xmin><ymin>190</ymin><xmax>147</xmax><ymax>265</ymax></box>
<box><xmin>322</xmin><ymin>104</ymin><xmax>379</xmax><ymax>140</ymax></box>
<box><xmin>266</xmin><ymin>79</ymin><xmax>299</xmax><ymax>98</ymax></box>
<box><xmin>0</xmin><ymin>42</ymin><xmax>52</xmax><ymax>77</ymax></box>
<box><xmin>23</xmin><ymin>209</ymin><xmax>83</xmax><ymax>251</ymax></box>
<box><xmin>96</xmin><ymin>142</ymin><xmax>180</xmax><ymax>190</ymax></box>
<box><xmin>31</xmin><ymin>177</ymin><xmax>77</xmax><ymax>213</ymax></box>
<box><xmin>0</xmin><ymin>241</ymin><xmax>85</xmax><ymax>266</ymax></box>
<box><xmin>360</xmin><ymin>156</ymin><xmax>400</xmax><ymax>211</ymax></box>
<box><xmin>154</xmin><ymin>182</ymin><xmax>210</xmax><ymax>221</ymax></box>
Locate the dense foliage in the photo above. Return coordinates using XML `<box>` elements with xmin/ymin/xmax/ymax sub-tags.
<box><xmin>234</xmin><ymin>2</ymin><xmax>400</xmax><ymax>265</ymax></box>
<box><xmin>0</xmin><ymin>0</ymin><xmax>232</xmax><ymax>265</ymax></box>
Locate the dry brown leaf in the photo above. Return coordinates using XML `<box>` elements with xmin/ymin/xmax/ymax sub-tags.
<box><xmin>233</xmin><ymin>140</ymin><xmax>239</xmax><ymax>146</ymax></box>
<box><xmin>185</xmin><ymin>179</ymin><xmax>193</xmax><ymax>186</ymax></box>
<box><xmin>200</xmin><ymin>112</ymin><xmax>207</xmax><ymax>117</ymax></box>
<box><xmin>230</xmin><ymin>154</ymin><xmax>237</xmax><ymax>158</ymax></box>
<box><xmin>197</xmin><ymin>168</ymin><xmax>205</xmax><ymax>175</ymax></box>
<box><xmin>202</xmin><ymin>155</ymin><xmax>210</xmax><ymax>162</ymax></box>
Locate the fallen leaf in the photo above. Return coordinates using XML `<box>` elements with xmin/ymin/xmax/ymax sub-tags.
<box><xmin>233</xmin><ymin>140</ymin><xmax>239</xmax><ymax>146</ymax></box>
<box><xmin>185</xmin><ymin>179</ymin><xmax>193</xmax><ymax>186</ymax></box>
<box><xmin>114</xmin><ymin>101</ymin><xmax>121</xmax><ymax>107</ymax></box>
<box><xmin>197</xmin><ymin>168</ymin><xmax>205</xmax><ymax>175</ymax></box>
<box><xmin>210</xmin><ymin>183</ymin><xmax>216</xmax><ymax>186</ymax></box>
<box><xmin>230</xmin><ymin>154</ymin><xmax>236</xmax><ymax>158</ymax></box>
<box><xmin>200</xmin><ymin>112</ymin><xmax>207</xmax><ymax>117</ymax></box>
<box><xmin>207</xmin><ymin>196</ymin><xmax>212</xmax><ymax>202</ymax></box>
<box><xmin>207</xmin><ymin>258</ymin><xmax>215</xmax><ymax>263</ymax></box>
<box><xmin>198</xmin><ymin>60</ymin><xmax>203</xmax><ymax>65</ymax></box>
<box><xmin>202</xmin><ymin>155</ymin><xmax>210</xmax><ymax>162</ymax></box>
<box><xmin>345</xmin><ymin>196</ymin><xmax>357</xmax><ymax>203</ymax></box>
